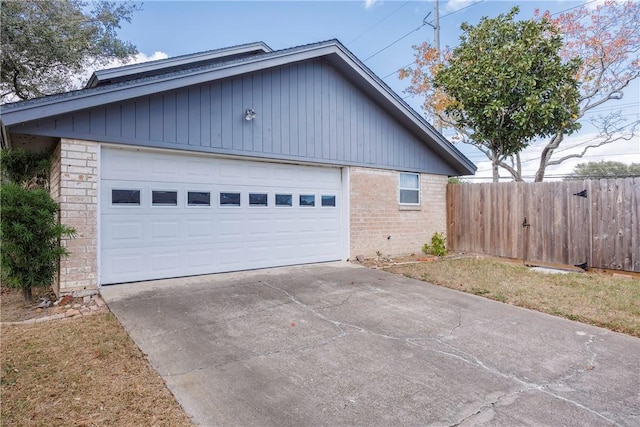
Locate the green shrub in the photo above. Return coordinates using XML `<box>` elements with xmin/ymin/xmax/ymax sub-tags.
<box><xmin>422</xmin><ymin>232</ymin><xmax>447</xmax><ymax>257</ymax></box>
<box><xmin>0</xmin><ymin>149</ymin><xmax>51</xmax><ymax>187</ymax></box>
<box><xmin>0</xmin><ymin>183</ymin><xmax>75</xmax><ymax>302</ymax></box>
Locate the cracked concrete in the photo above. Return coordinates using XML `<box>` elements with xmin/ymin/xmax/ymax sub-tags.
<box><xmin>101</xmin><ymin>262</ymin><xmax>640</xmax><ymax>427</ymax></box>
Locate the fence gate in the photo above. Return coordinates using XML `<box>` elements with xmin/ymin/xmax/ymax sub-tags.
<box><xmin>446</xmin><ymin>178</ymin><xmax>640</xmax><ymax>273</ymax></box>
<box><xmin>522</xmin><ymin>181</ymin><xmax>590</xmax><ymax>269</ymax></box>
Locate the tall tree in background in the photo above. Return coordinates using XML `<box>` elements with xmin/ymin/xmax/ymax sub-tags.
<box><xmin>565</xmin><ymin>160</ymin><xmax>640</xmax><ymax>180</ymax></box>
<box><xmin>532</xmin><ymin>1</ymin><xmax>640</xmax><ymax>181</ymax></box>
<box><xmin>403</xmin><ymin>7</ymin><xmax>581</xmax><ymax>182</ymax></box>
<box><xmin>1</xmin><ymin>0</ymin><xmax>139</xmax><ymax>102</ymax></box>
<box><xmin>401</xmin><ymin>1</ymin><xmax>640</xmax><ymax>182</ymax></box>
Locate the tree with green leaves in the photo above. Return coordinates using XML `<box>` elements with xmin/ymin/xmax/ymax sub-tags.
<box><xmin>1</xmin><ymin>0</ymin><xmax>139</xmax><ymax>101</ymax></box>
<box><xmin>402</xmin><ymin>2</ymin><xmax>640</xmax><ymax>182</ymax></box>
<box><xmin>565</xmin><ymin>161</ymin><xmax>640</xmax><ymax>180</ymax></box>
<box><xmin>0</xmin><ymin>149</ymin><xmax>75</xmax><ymax>303</ymax></box>
<box><xmin>420</xmin><ymin>7</ymin><xmax>582</xmax><ymax>182</ymax></box>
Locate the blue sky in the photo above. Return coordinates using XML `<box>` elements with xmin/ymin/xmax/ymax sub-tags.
<box><xmin>113</xmin><ymin>0</ymin><xmax>640</xmax><ymax>180</ymax></box>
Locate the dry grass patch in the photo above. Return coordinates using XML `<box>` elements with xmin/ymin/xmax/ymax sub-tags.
<box><xmin>385</xmin><ymin>257</ymin><xmax>640</xmax><ymax>337</ymax></box>
<box><xmin>1</xmin><ymin>313</ymin><xmax>193</xmax><ymax>426</ymax></box>
<box><xmin>0</xmin><ymin>285</ymin><xmax>58</xmax><ymax>322</ymax></box>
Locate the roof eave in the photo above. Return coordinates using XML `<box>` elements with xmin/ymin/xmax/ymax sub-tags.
<box><xmin>85</xmin><ymin>41</ymin><xmax>274</xmax><ymax>89</ymax></box>
<box><xmin>2</xmin><ymin>40</ymin><xmax>475</xmax><ymax>175</ymax></box>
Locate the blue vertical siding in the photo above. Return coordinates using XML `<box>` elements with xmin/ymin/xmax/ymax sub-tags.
<box><xmin>16</xmin><ymin>59</ymin><xmax>455</xmax><ymax>174</ymax></box>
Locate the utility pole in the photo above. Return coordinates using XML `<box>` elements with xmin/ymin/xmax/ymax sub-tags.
<box><xmin>434</xmin><ymin>0</ymin><xmax>440</xmax><ymax>56</ymax></box>
<box><xmin>434</xmin><ymin>0</ymin><xmax>442</xmax><ymax>133</ymax></box>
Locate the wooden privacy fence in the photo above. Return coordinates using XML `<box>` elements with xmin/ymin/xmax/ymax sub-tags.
<box><xmin>446</xmin><ymin>178</ymin><xmax>640</xmax><ymax>273</ymax></box>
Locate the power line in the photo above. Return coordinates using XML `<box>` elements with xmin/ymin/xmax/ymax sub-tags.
<box><xmin>346</xmin><ymin>1</ymin><xmax>412</xmax><ymax>45</ymax></box>
<box><xmin>381</xmin><ymin>0</ymin><xmax>612</xmax><ymax>82</ymax></box>
<box><xmin>380</xmin><ymin>0</ymin><xmax>484</xmax><ymax>79</ymax></box>
<box><xmin>462</xmin><ymin>121</ymin><xmax>639</xmax><ymax>173</ymax></box>
<box><xmin>363</xmin><ymin>17</ymin><xmax>430</xmax><ymax>62</ymax></box>
<box><xmin>435</xmin><ymin>0</ymin><xmax>484</xmax><ymax>22</ymax></box>
<box><xmin>549</xmin><ymin>0</ymin><xmax>599</xmax><ymax>16</ymax></box>
<box><xmin>364</xmin><ymin>0</ymin><xmax>484</xmax><ymax>63</ymax></box>
<box><xmin>473</xmin><ymin>153</ymin><xmax>639</xmax><ymax>174</ymax></box>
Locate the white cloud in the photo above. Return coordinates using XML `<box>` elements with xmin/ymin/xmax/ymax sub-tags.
<box><xmin>96</xmin><ymin>50</ymin><xmax>170</xmax><ymax>73</ymax></box>
<box><xmin>73</xmin><ymin>50</ymin><xmax>170</xmax><ymax>88</ymax></box>
<box><xmin>445</xmin><ymin>0</ymin><xmax>476</xmax><ymax>13</ymax></box>
<box><xmin>364</xmin><ymin>0</ymin><xmax>379</xmax><ymax>10</ymax></box>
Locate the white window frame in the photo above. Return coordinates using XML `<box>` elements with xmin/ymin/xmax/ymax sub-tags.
<box><xmin>186</xmin><ymin>190</ymin><xmax>211</xmax><ymax>207</ymax></box>
<box><xmin>219</xmin><ymin>191</ymin><xmax>242</xmax><ymax>207</ymax></box>
<box><xmin>399</xmin><ymin>172</ymin><xmax>420</xmax><ymax>205</ymax></box>
<box><xmin>111</xmin><ymin>188</ymin><xmax>142</xmax><ymax>207</ymax></box>
<box><xmin>151</xmin><ymin>189</ymin><xmax>179</xmax><ymax>207</ymax></box>
<box><xmin>248</xmin><ymin>192</ymin><xmax>269</xmax><ymax>208</ymax></box>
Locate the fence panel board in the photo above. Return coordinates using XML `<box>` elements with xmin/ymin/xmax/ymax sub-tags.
<box><xmin>446</xmin><ymin>178</ymin><xmax>639</xmax><ymax>273</ymax></box>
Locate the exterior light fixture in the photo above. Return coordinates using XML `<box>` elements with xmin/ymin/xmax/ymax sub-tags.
<box><xmin>245</xmin><ymin>108</ymin><xmax>256</xmax><ymax>121</ymax></box>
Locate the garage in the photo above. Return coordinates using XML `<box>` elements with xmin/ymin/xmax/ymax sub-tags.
<box><xmin>100</xmin><ymin>147</ymin><xmax>346</xmax><ymax>284</ymax></box>
<box><xmin>1</xmin><ymin>40</ymin><xmax>476</xmax><ymax>294</ymax></box>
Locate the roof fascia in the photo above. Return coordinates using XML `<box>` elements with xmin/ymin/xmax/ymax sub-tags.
<box><xmin>327</xmin><ymin>44</ymin><xmax>476</xmax><ymax>174</ymax></box>
<box><xmin>3</xmin><ymin>41</ymin><xmax>475</xmax><ymax>174</ymax></box>
<box><xmin>85</xmin><ymin>42</ymin><xmax>273</xmax><ymax>88</ymax></box>
<box><xmin>1</xmin><ymin>45</ymin><xmax>338</xmax><ymax>126</ymax></box>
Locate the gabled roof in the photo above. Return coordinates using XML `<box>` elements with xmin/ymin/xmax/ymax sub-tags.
<box><xmin>1</xmin><ymin>39</ymin><xmax>476</xmax><ymax>175</ymax></box>
<box><xmin>85</xmin><ymin>42</ymin><xmax>273</xmax><ymax>88</ymax></box>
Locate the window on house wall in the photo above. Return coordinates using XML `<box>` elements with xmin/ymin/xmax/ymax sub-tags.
<box><xmin>399</xmin><ymin>173</ymin><xmax>420</xmax><ymax>205</ymax></box>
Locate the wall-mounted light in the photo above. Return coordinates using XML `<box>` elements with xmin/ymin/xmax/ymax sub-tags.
<box><xmin>245</xmin><ymin>108</ymin><xmax>257</xmax><ymax>121</ymax></box>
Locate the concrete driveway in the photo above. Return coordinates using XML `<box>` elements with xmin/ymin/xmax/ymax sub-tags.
<box><xmin>101</xmin><ymin>262</ymin><xmax>640</xmax><ymax>426</ymax></box>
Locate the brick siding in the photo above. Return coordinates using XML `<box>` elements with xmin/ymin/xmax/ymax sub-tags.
<box><xmin>50</xmin><ymin>139</ymin><xmax>99</xmax><ymax>295</ymax></box>
<box><xmin>48</xmin><ymin>143</ymin><xmax>447</xmax><ymax>292</ymax></box>
<box><xmin>349</xmin><ymin>166</ymin><xmax>447</xmax><ymax>258</ymax></box>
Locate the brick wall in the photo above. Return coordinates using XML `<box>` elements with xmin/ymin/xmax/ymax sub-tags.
<box><xmin>349</xmin><ymin>166</ymin><xmax>447</xmax><ymax>258</ymax></box>
<box><xmin>49</xmin><ymin>143</ymin><xmax>62</xmax><ymax>295</ymax></box>
<box><xmin>51</xmin><ymin>139</ymin><xmax>99</xmax><ymax>295</ymax></box>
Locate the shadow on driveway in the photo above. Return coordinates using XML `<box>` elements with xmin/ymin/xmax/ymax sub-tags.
<box><xmin>101</xmin><ymin>262</ymin><xmax>640</xmax><ymax>426</ymax></box>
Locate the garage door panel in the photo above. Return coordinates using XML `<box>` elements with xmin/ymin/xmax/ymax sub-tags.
<box><xmin>184</xmin><ymin>159</ymin><xmax>214</xmax><ymax>179</ymax></box>
<box><xmin>187</xmin><ymin>221</ymin><xmax>214</xmax><ymax>238</ymax></box>
<box><xmin>103</xmin><ymin>250</ymin><xmax>143</xmax><ymax>275</ymax></box>
<box><xmin>217</xmin><ymin>246</ymin><xmax>244</xmax><ymax>267</ymax></box>
<box><xmin>150</xmin><ymin>221</ymin><xmax>181</xmax><ymax>239</ymax></box>
<box><xmin>151</xmin><ymin>252</ymin><xmax>180</xmax><ymax>271</ymax></box>
<box><xmin>185</xmin><ymin>250</ymin><xmax>216</xmax><ymax>268</ymax></box>
<box><xmin>101</xmin><ymin>148</ymin><xmax>344</xmax><ymax>284</ymax></box>
<box><xmin>217</xmin><ymin>219</ymin><xmax>243</xmax><ymax>239</ymax></box>
<box><xmin>109</xmin><ymin>221</ymin><xmax>144</xmax><ymax>241</ymax></box>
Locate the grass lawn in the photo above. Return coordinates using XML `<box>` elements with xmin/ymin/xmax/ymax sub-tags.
<box><xmin>1</xmin><ymin>312</ymin><xmax>192</xmax><ymax>426</ymax></box>
<box><xmin>384</xmin><ymin>257</ymin><xmax>640</xmax><ymax>337</ymax></box>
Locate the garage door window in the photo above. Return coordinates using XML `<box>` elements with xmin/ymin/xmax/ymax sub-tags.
<box><xmin>300</xmin><ymin>194</ymin><xmax>315</xmax><ymax>207</ymax></box>
<box><xmin>188</xmin><ymin>191</ymin><xmax>211</xmax><ymax>206</ymax></box>
<box><xmin>249</xmin><ymin>193</ymin><xmax>268</xmax><ymax>206</ymax></box>
<box><xmin>399</xmin><ymin>173</ymin><xmax>420</xmax><ymax>205</ymax></box>
<box><xmin>321</xmin><ymin>195</ymin><xmax>336</xmax><ymax>207</ymax></box>
<box><xmin>220</xmin><ymin>192</ymin><xmax>241</xmax><ymax>206</ymax></box>
<box><xmin>152</xmin><ymin>190</ymin><xmax>178</xmax><ymax>206</ymax></box>
<box><xmin>112</xmin><ymin>189</ymin><xmax>140</xmax><ymax>205</ymax></box>
<box><xmin>275</xmin><ymin>194</ymin><xmax>292</xmax><ymax>207</ymax></box>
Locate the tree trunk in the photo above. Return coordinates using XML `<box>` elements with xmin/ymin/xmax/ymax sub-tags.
<box><xmin>22</xmin><ymin>287</ymin><xmax>33</xmax><ymax>304</ymax></box>
<box><xmin>492</xmin><ymin>153</ymin><xmax>500</xmax><ymax>183</ymax></box>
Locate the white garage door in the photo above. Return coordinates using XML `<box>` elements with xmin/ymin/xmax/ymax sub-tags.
<box><xmin>100</xmin><ymin>147</ymin><xmax>345</xmax><ymax>284</ymax></box>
